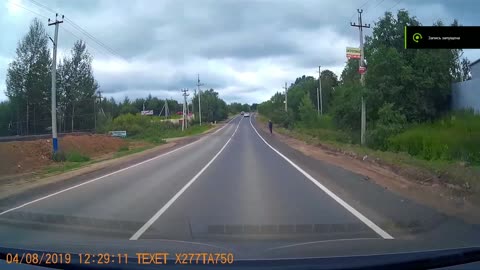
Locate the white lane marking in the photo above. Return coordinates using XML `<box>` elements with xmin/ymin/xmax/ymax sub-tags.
<box><xmin>130</xmin><ymin>117</ymin><xmax>243</xmax><ymax>240</ymax></box>
<box><xmin>248</xmin><ymin>116</ymin><xmax>394</xmax><ymax>240</ymax></box>
<box><xmin>0</xmin><ymin>116</ymin><xmax>239</xmax><ymax>217</ymax></box>
<box><xmin>266</xmin><ymin>237</ymin><xmax>383</xmax><ymax>251</ymax></box>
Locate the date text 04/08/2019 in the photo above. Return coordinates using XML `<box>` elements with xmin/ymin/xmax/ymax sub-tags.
<box><xmin>6</xmin><ymin>252</ymin><xmax>235</xmax><ymax>265</ymax></box>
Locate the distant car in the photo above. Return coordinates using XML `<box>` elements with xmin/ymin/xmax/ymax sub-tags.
<box><xmin>244</xmin><ymin>113</ymin><xmax>250</xmax><ymax>117</ymax></box>
<box><xmin>240</xmin><ymin>111</ymin><xmax>244</xmax><ymax>115</ymax></box>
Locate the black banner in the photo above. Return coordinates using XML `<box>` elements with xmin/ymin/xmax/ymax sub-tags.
<box><xmin>405</xmin><ymin>26</ymin><xmax>480</xmax><ymax>49</ymax></box>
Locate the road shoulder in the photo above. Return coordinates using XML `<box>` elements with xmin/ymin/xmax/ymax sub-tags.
<box><xmin>252</xmin><ymin>114</ymin><xmax>480</xmax><ymax>234</ymax></box>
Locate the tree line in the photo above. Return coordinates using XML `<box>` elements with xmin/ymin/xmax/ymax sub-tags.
<box><xmin>258</xmin><ymin>9</ymin><xmax>472</xmax><ymax>149</ymax></box>
<box><xmin>1</xmin><ymin>18</ymin><xmax>233</xmax><ymax>136</ymax></box>
<box><xmin>1</xmin><ymin>18</ymin><xmax>98</xmax><ymax>136</ymax></box>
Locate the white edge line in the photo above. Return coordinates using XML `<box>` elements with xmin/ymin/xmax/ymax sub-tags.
<box><xmin>0</xmin><ymin>116</ymin><xmax>239</xmax><ymax>217</ymax></box>
<box><xmin>129</xmin><ymin>117</ymin><xmax>243</xmax><ymax>240</ymax></box>
<box><xmin>249</xmin><ymin>115</ymin><xmax>394</xmax><ymax>240</ymax></box>
<box><xmin>266</xmin><ymin>237</ymin><xmax>384</xmax><ymax>251</ymax></box>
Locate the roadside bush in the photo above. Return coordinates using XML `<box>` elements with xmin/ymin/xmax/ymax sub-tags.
<box><xmin>311</xmin><ymin>115</ymin><xmax>335</xmax><ymax>130</ymax></box>
<box><xmin>95</xmin><ymin>113</ymin><xmax>113</xmax><ymax>134</ymax></box>
<box><xmin>388</xmin><ymin>111</ymin><xmax>480</xmax><ymax>163</ymax></box>
<box><xmin>66</xmin><ymin>151</ymin><xmax>90</xmax><ymax>162</ymax></box>
<box><xmin>298</xmin><ymin>127</ymin><xmax>352</xmax><ymax>143</ymax></box>
<box><xmin>330</xmin><ymin>84</ymin><xmax>362</xmax><ymax>132</ymax></box>
<box><xmin>271</xmin><ymin>109</ymin><xmax>294</xmax><ymax>130</ymax></box>
<box><xmin>109</xmin><ymin>113</ymin><xmax>149</xmax><ymax>136</ymax></box>
<box><xmin>367</xmin><ymin>103</ymin><xmax>407</xmax><ymax>150</ymax></box>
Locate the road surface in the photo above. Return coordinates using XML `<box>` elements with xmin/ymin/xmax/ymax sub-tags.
<box><xmin>0</xmin><ymin>114</ymin><xmax>478</xmax><ymax>259</ymax></box>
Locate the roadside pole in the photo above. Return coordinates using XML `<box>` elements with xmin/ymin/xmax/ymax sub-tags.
<box><xmin>318</xmin><ymin>66</ymin><xmax>323</xmax><ymax>115</ymax></box>
<box><xmin>351</xmin><ymin>9</ymin><xmax>370</xmax><ymax>145</ymax></box>
<box><xmin>181</xmin><ymin>89</ymin><xmax>189</xmax><ymax>131</ymax></box>
<box><xmin>48</xmin><ymin>14</ymin><xmax>63</xmax><ymax>154</ymax></box>
<box><xmin>197</xmin><ymin>74</ymin><xmax>204</xmax><ymax>126</ymax></box>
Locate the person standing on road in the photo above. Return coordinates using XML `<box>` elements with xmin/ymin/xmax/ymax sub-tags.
<box><xmin>268</xmin><ymin>120</ymin><xmax>273</xmax><ymax>134</ymax></box>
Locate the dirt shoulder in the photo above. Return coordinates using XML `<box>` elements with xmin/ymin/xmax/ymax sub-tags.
<box><xmin>255</xmin><ymin>115</ymin><xmax>480</xmax><ymax>223</ymax></box>
<box><xmin>0</xmin><ymin>122</ymin><xmax>224</xmax><ymax>203</ymax></box>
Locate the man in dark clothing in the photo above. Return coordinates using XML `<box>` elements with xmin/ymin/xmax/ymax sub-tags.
<box><xmin>268</xmin><ymin>120</ymin><xmax>273</xmax><ymax>134</ymax></box>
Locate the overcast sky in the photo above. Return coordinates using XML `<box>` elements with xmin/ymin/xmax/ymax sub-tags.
<box><xmin>1</xmin><ymin>0</ymin><xmax>479</xmax><ymax>104</ymax></box>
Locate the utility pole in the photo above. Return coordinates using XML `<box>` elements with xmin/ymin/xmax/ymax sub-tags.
<box><xmin>48</xmin><ymin>13</ymin><xmax>63</xmax><ymax>154</ymax></box>
<box><xmin>318</xmin><ymin>66</ymin><xmax>323</xmax><ymax>115</ymax></box>
<box><xmin>164</xmin><ymin>99</ymin><xmax>169</xmax><ymax>118</ymax></box>
<box><xmin>284</xmin><ymin>82</ymin><xmax>288</xmax><ymax>112</ymax></box>
<box><xmin>93</xmin><ymin>93</ymin><xmax>96</xmax><ymax>132</ymax></box>
<box><xmin>351</xmin><ymin>9</ymin><xmax>370</xmax><ymax>145</ymax></box>
<box><xmin>197</xmin><ymin>74</ymin><xmax>204</xmax><ymax>125</ymax></box>
<box><xmin>181</xmin><ymin>89</ymin><xmax>189</xmax><ymax>131</ymax></box>
<box><xmin>192</xmin><ymin>89</ymin><xmax>196</xmax><ymax>120</ymax></box>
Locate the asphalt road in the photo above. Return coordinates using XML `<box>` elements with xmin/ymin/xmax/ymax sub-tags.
<box><xmin>0</xmin><ymin>114</ymin><xmax>479</xmax><ymax>259</ymax></box>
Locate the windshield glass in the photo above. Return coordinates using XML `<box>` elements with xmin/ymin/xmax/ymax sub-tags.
<box><xmin>0</xmin><ymin>0</ymin><xmax>479</xmax><ymax>268</ymax></box>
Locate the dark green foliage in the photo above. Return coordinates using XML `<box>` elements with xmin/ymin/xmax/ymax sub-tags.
<box><xmin>389</xmin><ymin>111</ymin><xmax>480</xmax><ymax>164</ymax></box>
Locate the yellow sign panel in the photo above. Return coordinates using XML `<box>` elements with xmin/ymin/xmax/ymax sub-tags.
<box><xmin>346</xmin><ymin>47</ymin><xmax>361</xmax><ymax>59</ymax></box>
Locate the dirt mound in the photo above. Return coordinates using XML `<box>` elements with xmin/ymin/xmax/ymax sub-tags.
<box><xmin>0</xmin><ymin>135</ymin><xmax>127</xmax><ymax>176</ymax></box>
<box><xmin>60</xmin><ymin>134</ymin><xmax>127</xmax><ymax>157</ymax></box>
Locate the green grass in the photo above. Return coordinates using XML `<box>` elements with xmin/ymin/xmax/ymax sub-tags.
<box><xmin>113</xmin><ymin>145</ymin><xmax>151</xmax><ymax>158</ymax></box>
<box><xmin>45</xmin><ymin>160</ymin><xmax>94</xmax><ymax>175</ymax></box>
<box><xmin>117</xmin><ymin>145</ymin><xmax>129</xmax><ymax>152</ymax></box>
<box><xmin>66</xmin><ymin>151</ymin><xmax>90</xmax><ymax>162</ymax></box>
<box><xmin>389</xmin><ymin>111</ymin><xmax>480</xmax><ymax>164</ymax></box>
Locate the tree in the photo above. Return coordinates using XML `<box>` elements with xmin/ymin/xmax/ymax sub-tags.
<box><xmin>298</xmin><ymin>93</ymin><xmax>316</xmax><ymax>127</ymax></box>
<box><xmin>0</xmin><ymin>101</ymin><xmax>15</xmax><ymax>136</ymax></box>
<box><xmin>461</xmin><ymin>58</ymin><xmax>472</xmax><ymax>81</ymax></box>
<box><xmin>57</xmin><ymin>40</ymin><xmax>98</xmax><ymax>132</ymax></box>
<box><xmin>227</xmin><ymin>102</ymin><xmax>243</xmax><ymax>114</ymax></box>
<box><xmin>364</xmin><ymin>10</ymin><xmax>459</xmax><ymax>123</ymax></box>
<box><xmin>5</xmin><ymin>18</ymin><xmax>51</xmax><ymax>135</ymax></box>
<box><xmin>191</xmin><ymin>89</ymin><xmax>228</xmax><ymax>123</ymax></box>
<box><xmin>320</xmin><ymin>69</ymin><xmax>338</xmax><ymax>113</ymax></box>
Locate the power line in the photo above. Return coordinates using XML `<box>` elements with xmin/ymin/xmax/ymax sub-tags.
<box><xmin>388</xmin><ymin>0</ymin><xmax>403</xmax><ymax>11</ymax></box>
<box><xmin>5</xmin><ymin>0</ymin><xmax>48</xmax><ymax>19</ymax></box>
<box><xmin>24</xmin><ymin>0</ymin><xmax>56</xmax><ymax>14</ymax></box>
<box><xmin>60</xmin><ymin>26</ymin><xmax>112</xmax><ymax>58</ymax></box>
<box><xmin>20</xmin><ymin>0</ymin><xmax>124</xmax><ymax>60</ymax></box>
<box><xmin>64</xmin><ymin>18</ymin><xmax>124</xmax><ymax>59</ymax></box>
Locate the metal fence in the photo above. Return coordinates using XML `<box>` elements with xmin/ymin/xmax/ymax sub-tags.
<box><xmin>452</xmin><ymin>79</ymin><xmax>480</xmax><ymax>114</ymax></box>
<box><xmin>0</xmin><ymin>113</ymin><xmax>96</xmax><ymax>137</ymax></box>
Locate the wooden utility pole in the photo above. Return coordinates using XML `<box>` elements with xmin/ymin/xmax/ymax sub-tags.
<box><xmin>351</xmin><ymin>9</ymin><xmax>370</xmax><ymax>145</ymax></box>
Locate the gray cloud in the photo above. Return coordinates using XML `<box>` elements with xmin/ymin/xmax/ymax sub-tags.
<box><xmin>1</xmin><ymin>0</ymin><xmax>480</xmax><ymax>103</ymax></box>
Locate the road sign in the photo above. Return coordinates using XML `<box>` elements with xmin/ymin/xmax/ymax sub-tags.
<box><xmin>358</xmin><ymin>66</ymin><xmax>366</xmax><ymax>74</ymax></box>
<box><xmin>141</xmin><ymin>110</ymin><xmax>154</xmax><ymax>115</ymax></box>
<box><xmin>346</xmin><ymin>47</ymin><xmax>361</xmax><ymax>59</ymax></box>
<box><xmin>109</xmin><ymin>131</ymin><xmax>127</xmax><ymax>138</ymax></box>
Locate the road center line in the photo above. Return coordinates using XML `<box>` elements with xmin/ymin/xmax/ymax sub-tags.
<box><xmin>129</xmin><ymin>117</ymin><xmax>243</xmax><ymax>240</ymax></box>
<box><xmin>249</xmin><ymin>115</ymin><xmax>394</xmax><ymax>240</ymax></box>
<box><xmin>0</xmin><ymin>116</ymin><xmax>239</xmax><ymax>217</ymax></box>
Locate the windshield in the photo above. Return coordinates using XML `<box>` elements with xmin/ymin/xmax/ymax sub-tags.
<box><xmin>1</xmin><ymin>0</ymin><xmax>480</xmax><ymax>269</ymax></box>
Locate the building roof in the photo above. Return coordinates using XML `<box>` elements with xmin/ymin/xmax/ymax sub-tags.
<box><xmin>470</xmin><ymin>58</ymin><xmax>480</xmax><ymax>67</ymax></box>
